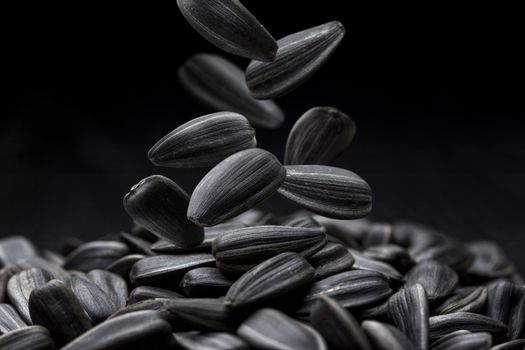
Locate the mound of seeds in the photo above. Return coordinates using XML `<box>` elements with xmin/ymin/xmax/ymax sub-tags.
<box><xmin>1</xmin><ymin>2</ymin><xmax>524</xmax><ymax>350</ymax></box>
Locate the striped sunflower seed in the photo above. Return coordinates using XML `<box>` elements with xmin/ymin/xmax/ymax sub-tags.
<box><xmin>486</xmin><ymin>281</ymin><xmax>525</xmax><ymax>340</ymax></box>
<box><xmin>108</xmin><ymin>299</ymin><xmax>179</xmax><ymax>329</ymax></box>
<box><xmin>278</xmin><ymin>165</ymin><xmax>372</xmax><ymax>219</ymax></box>
<box><xmin>489</xmin><ymin>339</ymin><xmax>525</xmax><ymax>350</ymax></box>
<box><xmin>298</xmin><ymin>270</ymin><xmax>393</xmax><ymax>316</ymax></box>
<box><xmin>405</xmin><ymin>261</ymin><xmax>459</xmax><ymax>302</ymax></box>
<box><xmin>120</xmin><ymin>233</ymin><xmax>154</xmax><ymax>256</ymax></box>
<box><xmin>361</xmin><ymin>321</ymin><xmax>415</xmax><ymax>350</ymax></box>
<box><xmin>130</xmin><ymin>222</ymin><xmax>159</xmax><ymax>242</ymax></box>
<box><xmin>176</xmin><ymin>0</ymin><xmax>277</xmax><ymax>61</ymax></box>
<box><xmin>28</xmin><ymin>280</ymin><xmax>92</xmax><ymax>346</ymax></box>
<box><xmin>313</xmin><ymin>216</ymin><xmax>370</xmax><ymax>248</ymax></box>
<box><xmin>284</xmin><ymin>106</ymin><xmax>356</xmax><ymax>166</ymax></box>
<box><xmin>311</xmin><ymin>295</ymin><xmax>372</xmax><ymax>350</ymax></box>
<box><xmin>61</xmin><ymin>310</ymin><xmax>175</xmax><ymax>350</ymax></box>
<box><xmin>174</xmin><ymin>331</ymin><xmax>249</xmax><ymax>350</ymax></box>
<box><xmin>15</xmin><ymin>257</ymin><xmax>69</xmax><ymax>282</ymax></box>
<box><xmin>148</xmin><ymin>112</ymin><xmax>257</xmax><ymax>168</ymax></box>
<box><xmin>414</xmin><ymin>242</ymin><xmax>474</xmax><ymax>274</ymax></box>
<box><xmin>358</xmin><ymin>299</ymin><xmax>389</xmax><ymax>320</ymax></box>
<box><xmin>307</xmin><ymin>242</ymin><xmax>355</xmax><ymax>281</ymax></box>
<box><xmin>363</xmin><ymin>244</ymin><xmax>414</xmax><ymax>273</ymax></box>
<box><xmin>130</xmin><ymin>253</ymin><xmax>215</xmax><ymax>286</ymax></box>
<box><xmin>7</xmin><ymin>268</ymin><xmax>54</xmax><ymax>324</ymax></box>
<box><xmin>68</xmin><ymin>276</ymin><xmax>119</xmax><ymax>323</ymax></box>
<box><xmin>0</xmin><ymin>266</ymin><xmax>22</xmax><ymax>303</ymax></box>
<box><xmin>181</xmin><ymin>267</ymin><xmax>233</xmax><ymax>298</ymax></box>
<box><xmin>0</xmin><ymin>303</ymin><xmax>26</xmax><ymax>334</ymax></box>
<box><xmin>428</xmin><ymin>312</ymin><xmax>507</xmax><ymax>341</ymax></box>
<box><xmin>227</xmin><ymin>209</ymin><xmax>267</xmax><ymax>226</ymax></box>
<box><xmin>63</xmin><ymin>241</ymin><xmax>129</xmax><ymax>272</ymax></box>
<box><xmin>212</xmin><ymin>225</ymin><xmax>326</xmax><ymax>275</ymax></box>
<box><xmin>0</xmin><ymin>325</ymin><xmax>55</xmax><ymax>350</ymax></box>
<box><xmin>392</xmin><ymin>221</ymin><xmax>449</xmax><ymax>257</ymax></box>
<box><xmin>246</xmin><ymin>21</ymin><xmax>346</xmax><ymax>99</ymax></box>
<box><xmin>178</xmin><ymin>54</ymin><xmax>284</xmax><ymax>129</ymax></box>
<box><xmin>0</xmin><ymin>236</ymin><xmax>38</xmax><ymax>267</ymax></box>
<box><xmin>349</xmin><ymin>248</ymin><xmax>404</xmax><ymax>282</ymax></box>
<box><xmin>281</xmin><ymin>211</ymin><xmax>321</xmax><ymax>228</ymax></box>
<box><xmin>123</xmin><ymin>175</ymin><xmax>204</xmax><ymax>247</ymax></box>
<box><xmin>466</xmin><ymin>241</ymin><xmax>514</xmax><ymax>281</ymax></box>
<box><xmin>387</xmin><ymin>284</ymin><xmax>429</xmax><ymax>350</ymax></box>
<box><xmin>106</xmin><ymin>254</ymin><xmax>144</xmax><ymax>279</ymax></box>
<box><xmin>127</xmin><ymin>287</ymin><xmax>183</xmax><ymax>305</ymax></box>
<box><xmin>225</xmin><ymin>252</ymin><xmax>315</xmax><ymax>309</ymax></box>
<box><xmin>433</xmin><ymin>286</ymin><xmax>487</xmax><ymax>315</ymax></box>
<box><xmin>238</xmin><ymin>308</ymin><xmax>327</xmax><ymax>350</ymax></box>
<box><xmin>86</xmin><ymin>270</ymin><xmax>128</xmax><ymax>310</ymax></box>
<box><xmin>188</xmin><ymin>148</ymin><xmax>286</xmax><ymax>226</ymax></box>
<box><xmin>430</xmin><ymin>330</ymin><xmax>492</xmax><ymax>350</ymax></box>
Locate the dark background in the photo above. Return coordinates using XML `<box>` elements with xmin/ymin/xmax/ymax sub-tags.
<box><xmin>2</xmin><ymin>3</ymin><xmax>524</xmax><ymax>272</ymax></box>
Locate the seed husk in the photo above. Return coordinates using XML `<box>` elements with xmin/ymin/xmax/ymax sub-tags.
<box><xmin>0</xmin><ymin>325</ymin><xmax>56</xmax><ymax>350</ymax></box>
<box><xmin>7</xmin><ymin>268</ymin><xmax>54</xmax><ymax>324</ymax></box>
<box><xmin>179</xmin><ymin>54</ymin><xmax>284</xmax><ymax>129</ymax></box>
<box><xmin>278</xmin><ymin>165</ymin><xmax>372</xmax><ymax>219</ymax></box>
<box><xmin>181</xmin><ymin>267</ymin><xmax>233</xmax><ymax>298</ymax></box>
<box><xmin>174</xmin><ymin>331</ymin><xmax>249</xmax><ymax>350</ymax></box>
<box><xmin>489</xmin><ymin>339</ymin><xmax>525</xmax><ymax>350</ymax></box>
<box><xmin>486</xmin><ymin>281</ymin><xmax>525</xmax><ymax>340</ymax></box>
<box><xmin>188</xmin><ymin>148</ymin><xmax>286</xmax><ymax>226</ymax></box>
<box><xmin>61</xmin><ymin>310</ymin><xmax>175</xmax><ymax>350</ymax></box>
<box><xmin>238</xmin><ymin>308</ymin><xmax>327</xmax><ymax>350</ymax></box>
<box><xmin>311</xmin><ymin>295</ymin><xmax>372</xmax><ymax>350</ymax></box>
<box><xmin>0</xmin><ymin>236</ymin><xmax>38</xmax><ymax>267</ymax></box>
<box><xmin>225</xmin><ymin>252</ymin><xmax>315</xmax><ymax>309</ymax></box>
<box><xmin>466</xmin><ymin>241</ymin><xmax>514</xmax><ymax>281</ymax></box>
<box><xmin>307</xmin><ymin>242</ymin><xmax>355</xmax><ymax>281</ymax></box>
<box><xmin>176</xmin><ymin>0</ymin><xmax>277</xmax><ymax>61</ymax></box>
<box><xmin>130</xmin><ymin>253</ymin><xmax>216</xmax><ymax>286</ymax></box>
<box><xmin>68</xmin><ymin>276</ymin><xmax>119</xmax><ymax>323</ymax></box>
<box><xmin>148</xmin><ymin>112</ymin><xmax>257</xmax><ymax>168</ymax></box>
<box><xmin>127</xmin><ymin>286</ymin><xmax>183</xmax><ymax>305</ymax></box>
<box><xmin>428</xmin><ymin>312</ymin><xmax>508</xmax><ymax>341</ymax></box>
<box><xmin>246</xmin><ymin>21</ymin><xmax>346</xmax><ymax>99</ymax></box>
<box><xmin>106</xmin><ymin>254</ymin><xmax>144</xmax><ymax>278</ymax></box>
<box><xmin>123</xmin><ymin>175</ymin><xmax>204</xmax><ymax>247</ymax></box>
<box><xmin>349</xmin><ymin>248</ymin><xmax>404</xmax><ymax>282</ymax></box>
<box><xmin>387</xmin><ymin>284</ymin><xmax>429</xmax><ymax>350</ymax></box>
<box><xmin>86</xmin><ymin>270</ymin><xmax>128</xmax><ymax>311</ymax></box>
<box><xmin>212</xmin><ymin>225</ymin><xmax>326</xmax><ymax>275</ymax></box>
<box><xmin>363</xmin><ymin>244</ymin><xmax>414</xmax><ymax>273</ymax></box>
<box><xmin>0</xmin><ymin>303</ymin><xmax>26</xmax><ymax>334</ymax></box>
<box><xmin>433</xmin><ymin>286</ymin><xmax>487</xmax><ymax>315</ymax></box>
<box><xmin>28</xmin><ymin>280</ymin><xmax>92</xmax><ymax>346</ymax></box>
<box><xmin>361</xmin><ymin>320</ymin><xmax>415</xmax><ymax>350</ymax></box>
<box><xmin>405</xmin><ymin>261</ymin><xmax>459</xmax><ymax>301</ymax></box>
<box><xmin>284</xmin><ymin>106</ymin><xmax>356</xmax><ymax>166</ymax></box>
<box><xmin>430</xmin><ymin>330</ymin><xmax>492</xmax><ymax>350</ymax></box>
<box><xmin>63</xmin><ymin>241</ymin><xmax>129</xmax><ymax>272</ymax></box>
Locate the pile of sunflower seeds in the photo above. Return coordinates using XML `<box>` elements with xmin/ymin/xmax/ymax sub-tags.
<box><xmin>1</xmin><ymin>1</ymin><xmax>524</xmax><ymax>349</ymax></box>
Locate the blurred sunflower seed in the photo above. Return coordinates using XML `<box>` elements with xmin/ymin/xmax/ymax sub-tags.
<box><xmin>0</xmin><ymin>325</ymin><xmax>55</xmax><ymax>350</ymax></box>
<box><xmin>63</xmin><ymin>241</ymin><xmax>129</xmax><ymax>272</ymax></box>
<box><xmin>361</xmin><ymin>320</ymin><xmax>415</xmax><ymax>350</ymax></box>
<box><xmin>428</xmin><ymin>312</ymin><xmax>507</xmax><ymax>341</ymax></box>
<box><xmin>405</xmin><ymin>261</ymin><xmax>459</xmax><ymax>302</ymax></box>
<box><xmin>174</xmin><ymin>331</ymin><xmax>249</xmax><ymax>350</ymax></box>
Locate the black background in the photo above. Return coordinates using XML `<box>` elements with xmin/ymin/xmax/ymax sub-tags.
<box><xmin>2</xmin><ymin>3</ymin><xmax>524</xmax><ymax>272</ymax></box>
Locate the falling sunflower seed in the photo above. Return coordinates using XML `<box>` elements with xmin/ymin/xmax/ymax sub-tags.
<box><xmin>405</xmin><ymin>261</ymin><xmax>459</xmax><ymax>302</ymax></box>
<box><xmin>174</xmin><ymin>331</ymin><xmax>250</xmax><ymax>350</ymax></box>
<box><xmin>361</xmin><ymin>320</ymin><xmax>415</xmax><ymax>350</ymax></box>
<box><xmin>181</xmin><ymin>267</ymin><xmax>233</xmax><ymax>298</ymax></box>
<box><xmin>428</xmin><ymin>312</ymin><xmax>507</xmax><ymax>341</ymax></box>
<box><xmin>123</xmin><ymin>175</ymin><xmax>204</xmax><ymax>247</ymax></box>
<box><xmin>0</xmin><ymin>303</ymin><xmax>26</xmax><ymax>334</ymax></box>
<box><xmin>0</xmin><ymin>325</ymin><xmax>56</xmax><ymax>350</ymax></box>
<box><xmin>188</xmin><ymin>148</ymin><xmax>286</xmax><ymax>226</ymax></box>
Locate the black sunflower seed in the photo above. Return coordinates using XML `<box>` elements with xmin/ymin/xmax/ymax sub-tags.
<box><xmin>127</xmin><ymin>286</ymin><xmax>183</xmax><ymax>305</ymax></box>
<box><xmin>178</xmin><ymin>54</ymin><xmax>285</xmax><ymax>129</ymax></box>
<box><xmin>349</xmin><ymin>249</ymin><xmax>404</xmax><ymax>282</ymax></box>
<box><xmin>363</xmin><ymin>244</ymin><xmax>414</xmax><ymax>273</ymax></box>
<box><xmin>63</xmin><ymin>241</ymin><xmax>129</xmax><ymax>272</ymax></box>
<box><xmin>428</xmin><ymin>312</ymin><xmax>507</xmax><ymax>341</ymax></box>
<box><xmin>181</xmin><ymin>267</ymin><xmax>233</xmax><ymax>298</ymax></box>
<box><xmin>281</xmin><ymin>211</ymin><xmax>321</xmax><ymax>228</ymax></box>
<box><xmin>225</xmin><ymin>252</ymin><xmax>315</xmax><ymax>309</ymax></box>
<box><xmin>188</xmin><ymin>148</ymin><xmax>286</xmax><ymax>226</ymax></box>
<box><xmin>246</xmin><ymin>21</ymin><xmax>345</xmax><ymax>99</ymax></box>
<box><xmin>108</xmin><ymin>299</ymin><xmax>179</xmax><ymax>329</ymax></box>
<box><xmin>0</xmin><ymin>303</ymin><xmax>26</xmax><ymax>334</ymax></box>
<box><xmin>311</xmin><ymin>295</ymin><xmax>372</xmax><ymax>350</ymax></box>
<box><xmin>176</xmin><ymin>0</ymin><xmax>277</xmax><ymax>61</ymax></box>
<box><xmin>15</xmin><ymin>257</ymin><xmax>69</xmax><ymax>282</ymax></box>
<box><xmin>0</xmin><ymin>325</ymin><xmax>56</xmax><ymax>350</ymax></box>
<box><xmin>278</xmin><ymin>165</ymin><xmax>372</xmax><ymax>219</ymax></box>
<box><xmin>68</xmin><ymin>276</ymin><xmax>119</xmax><ymax>323</ymax></box>
<box><xmin>313</xmin><ymin>216</ymin><xmax>371</xmax><ymax>248</ymax></box>
<box><xmin>307</xmin><ymin>242</ymin><xmax>355</xmax><ymax>281</ymax></box>
<box><xmin>106</xmin><ymin>254</ymin><xmax>145</xmax><ymax>279</ymax></box>
<box><xmin>174</xmin><ymin>331</ymin><xmax>249</xmax><ymax>350</ymax></box>
<box><xmin>362</xmin><ymin>321</ymin><xmax>415</xmax><ymax>350</ymax></box>
<box><xmin>433</xmin><ymin>286</ymin><xmax>487</xmax><ymax>315</ymax></box>
<box><xmin>489</xmin><ymin>339</ymin><xmax>525</xmax><ymax>350</ymax></box>
<box><xmin>486</xmin><ymin>281</ymin><xmax>525</xmax><ymax>340</ymax></box>
<box><xmin>0</xmin><ymin>236</ymin><xmax>38</xmax><ymax>267</ymax></box>
<box><xmin>430</xmin><ymin>330</ymin><xmax>492</xmax><ymax>350</ymax></box>
<box><xmin>284</xmin><ymin>106</ymin><xmax>356</xmax><ymax>166</ymax></box>
<box><xmin>148</xmin><ymin>112</ymin><xmax>257</xmax><ymax>168</ymax></box>
<box><xmin>387</xmin><ymin>284</ymin><xmax>429</xmax><ymax>350</ymax></box>
<box><xmin>414</xmin><ymin>242</ymin><xmax>474</xmax><ymax>274</ymax></box>
<box><xmin>86</xmin><ymin>270</ymin><xmax>128</xmax><ymax>311</ymax></box>
<box><xmin>120</xmin><ymin>233</ymin><xmax>154</xmax><ymax>256</ymax></box>
<box><xmin>392</xmin><ymin>221</ymin><xmax>449</xmax><ymax>257</ymax></box>
<box><xmin>238</xmin><ymin>308</ymin><xmax>327</xmax><ymax>350</ymax></box>
<box><xmin>405</xmin><ymin>261</ymin><xmax>459</xmax><ymax>301</ymax></box>
<box><xmin>361</xmin><ymin>223</ymin><xmax>393</xmax><ymax>249</ymax></box>
<box><xmin>466</xmin><ymin>241</ymin><xmax>514</xmax><ymax>281</ymax></box>
<box><xmin>123</xmin><ymin>175</ymin><xmax>204</xmax><ymax>248</ymax></box>
<box><xmin>358</xmin><ymin>299</ymin><xmax>389</xmax><ymax>320</ymax></box>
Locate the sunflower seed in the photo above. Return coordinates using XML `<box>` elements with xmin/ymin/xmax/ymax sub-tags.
<box><xmin>106</xmin><ymin>254</ymin><xmax>145</xmax><ymax>278</ymax></box>
<box><xmin>490</xmin><ymin>339</ymin><xmax>525</xmax><ymax>350</ymax></box>
<box><xmin>362</xmin><ymin>321</ymin><xmax>415</xmax><ymax>350</ymax></box>
<box><xmin>0</xmin><ymin>325</ymin><xmax>56</xmax><ymax>350</ymax></box>
<box><xmin>28</xmin><ymin>280</ymin><xmax>92</xmax><ymax>346</ymax></box>
<box><xmin>86</xmin><ymin>270</ymin><xmax>128</xmax><ymax>310</ymax></box>
<box><xmin>278</xmin><ymin>165</ymin><xmax>372</xmax><ymax>219</ymax></box>
<box><xmin>123</xmin><ymin>175</ymin><xmax>204</xmax><ymax>247</ymax></box>
<box><xmin>358</xmin><ymin>299</ymin><xmax>389</xmax><ymax>319</ymax></box>
<box><xmin>466</xmin><ymin>241</ymin><xmax>514</xmax><ymax>281</ymax></box>
<box><xmin>246</xmin><ymin>21</ymin><xmax>345</xmax><ymax>99</ymax></box>
<box><xmin>387</xmin><ymin>284</ymin><xmax>429</xmax><ymax>350</ymax></box>
<box><xmin>176</xmin><ymin>0</ymin><xmax>277</xmax><ymax>61</ymax></box>
<box><xmin>349</xmin><ymin>248</ymin><xmax>404</xmax><ymax>282</ymax></box>
<box><xmin>212</xmin><ymin>225</ymin><xmax>326</xmax><ymax>275</ymax></box>
<box><xmin>430</xmin><ymin>330</ymin><xmax>492</xmax><ymax>350</ymax></box>
<box><xmin>0</xmin><ymin>266</ymin><xmax>22</xmax><ymax>303</ymax></box>
<box><xmin>15</xmin><ymin>257</ymin><xmax>69</xmax><ymax>282</ymax></box>
<box><xmin>405</xmin><ymin>261</ymin><xmax>459</xmax><ymax>301</ymax></box>
<box><xmin>307</xmin><ymin>242</ymin><xmax>355</xmax><ymax>281</ymax></box>
<box><xmin>127</xmin><ymin>286</ymin><xmax>183</xmax><ymax>305</ymax></box>
<box><xmin>311</xmin><ymin>295</ymin><xmax>372</xmax><ymax>350</ymax></box>
<box><xmin>486</xmin><ymin>281</ymin><xmax>525</xmax><ymax>340</ymax></box>
<box><xmin>414</xmin><ymin>242</ymin><xmax>474</xmax><ymax>273</ymax></box>
<box><xmin>181</xmin><ymin>267</ymin><xmax>233</xmax><ymax>297</ymax></box>
<box><xmin>227</xmin><ymin>209</ymin><xmax>267</xmax><ymax>226</ymax></box>
<box><xmin>130</xmin><ymin>222</ymin><xmax>159</xmax><ymax>242</ymax></box>
<box><xmin>433</xmin><ymin>286</ymin><xmax>487</xmax><ymax>315</ymax></box>
<box><xmin>313</xmin><ymin>216</ymin><xmax>370</xmax><ymax>248</ymax></box>
<box><xmin>148</xmin><ymin>112</ymin><xmax>257</xmax><ymax>168</ymax></box>
<box><xmin>298</xmin><ymin>270</ymin><xmax>392</xmax><ymax>316</ymax></box>
<box><xmin>238</xmin><ymin>308</ymin><xmax>327</xmax><ymax>350</ymax></box>
<box><xmin>130</xmin><ymin>254</ymin><xmax>215</xmax><ymax>286</ymax></box>
<box><xmin>361</xmin><ymin>223</ymin><xmax>393</xmax><ymax>248</ymax></box>
<box><xmin>284</xmin><ymin>106</ymin><xmax>356</xmax><ymax>165</ymax></box>
<box><xmin>7</xmin><ymin>268</ymin><xmax>54</xmax><ymax>323</ymax></box>
<box><xmin>225</xmin><ymin>252</ymin><xmax>314</xmax><ymax>309</ymax></box>
<box><xmin>0</xmin><ymin>303</ymin><xmax>26</xmax><ymax>334</ymax></box>
<box><xmin>281</xmin><ymin>211</ymin><xmax>321</xmax><ymax>228</ymax></box>
<box><xmin>61</xmin><ymin>310</ymin><xmax>175</xmax><ymax>350</ymax></box>
<box><xmin>174</xmin><ymin>331</ymin><xmax>249</xmax><ymax>350</ymax></box>
<box><xmin>428</xmin><ymin>312</ymin><xmax>507</xmax><ymax>341</ymax></box>
<box><xmin>0</xmin><ymin>237</ymin><xmax>38</xmax><ymax>267</ymax></box>
<box><xmin>108</xmin><ymin>299</ymin><xmax>179</xmax><ymax>329</ymax></box>
<box><xmin>68</xmin><ymin>277</ymin><xmax>119</xmax><ymax>323</ymax></box>
<box><xmin>179</xmin><ymin>54</ymin><xmax>284</xmax><ymax>128</ymax></box>
<box><xmin>392</xmin><ymin>221</ymin><xmax>449</xmax><ymax>257</ymax></box>
<box><xmin>63</xmin><ymin>241</ymin><xmax>129</xmax><ymax>272</ymax></box>
<box><xmin>363</xmin><ymin>244</ymin><xmax>414</xmax><ymax>273</ymax></box>
<box><xmin>164</xmin><ymin>298</ymin><xmax>238</xmax><ymax>331</ymax></box>
<box><xmin>188</xmin><ymin>148</ymin><xmax>286</xmax><ymax>226</ymax></box>
<box><xmin>120</xmin><ymin>232</ymin><xmax>154</xmax><ymax>256</ymax></box>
